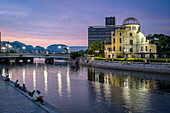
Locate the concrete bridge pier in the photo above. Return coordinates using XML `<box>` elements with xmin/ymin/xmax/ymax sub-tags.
<box><xmin>0</xmin><ymin>58</ymin><xmax>9</xmax><ymax>64</ymax></box>
<box><xmin>45</xmin><ymin>58</ymin><xmax>55</xmax><ymax>64</ymax></box>
<box><xmin>15</xmin><ymin>57</ymin><xmax>34</xmax><ymax>63</ymax></box>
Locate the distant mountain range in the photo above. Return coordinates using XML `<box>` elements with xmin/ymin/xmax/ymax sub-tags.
<box><xmin>11</xmin><ymin>41</ymin><xmax>88</xmax><ymax>52</ymax></box>
<box><xmin>69</xmin><ymin>46</ymin><xmax>88</xmax><ymax>52</ymax></box>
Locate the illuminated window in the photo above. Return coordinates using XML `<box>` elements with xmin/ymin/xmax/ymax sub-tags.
<box><xmin>141</xmin><ymin>46</ymin><xmax>143</xmax><ymax>51</ymax></box>
<box><xmin>113</xmin><ymin>46</ymin><xmax>115</xmax><ymax>51</ymax></box>
<box><xmin>146</xmin><ymin>46</ymin><xmax>147</xmax><ymax>51</ymax></box>
<box><xmin>141</xmin><ymin>37</ymin><xmax>143</xmax><ymax>43</ymax></box>
<box><xmin>130</xmin><ymin>40</ymin><xmax>133</xmax><ymax>45</ymax></box>
<box><xmin>130</xmin><ymin>48</ymin><xmax>133</xmax><ymax>52</ymax></box>
<box><xmin>130</xmin><ymin>33</ymin><xmax>132</xmax><ymax>36</ymax></box>
<box><xmin>132</xmin><ymin>26</ymin><xmax>136</xmax><ymax>30</ymax></box>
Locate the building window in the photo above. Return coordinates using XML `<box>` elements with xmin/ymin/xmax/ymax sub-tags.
<box><xmin>120</xmin><ymin>32</ymin><xmax>121</xmax><ymax>36</ymax></box>
<box><xmin>130</xmin><ymin>48</ymin><xmax>133</xmax><ymax>52</ymax></box>
<box><xmin>130</xmin><ymin>40</ymin><xmax>133</xmax><ymax>45</ymax></box>
<box><xmin>141</xmin><ymin>46</ymin><xmax>143</xmax><ymax>51</ymax></box>
<box><xmin>132</xmin><ymin>26</ymin><xmax>136</xmax><ymax>30</ymax></box>
<box><xmin>130</xmin><ymin>33</ymin><xmax>132</xmax><ymax>36</ymax></box>
<box><xmin>113</xmin><ymin>33</ymin><xmax>115</xmax><ymax>36</ymax></box>
<box><xmin>120</xmin><ymin>38</ymin><xmax>121</xmax><ymax>43</ymax></box>
<box><xmin>113</xmin><ymin>38</ymin><xmax>115</xmax><ymax>43</ymax></box>
<box><xmin>141</xmin><ymin>37</ymin><xmax>143</xmax><ymax>43</ymax></box>
<box><xmin>146</xmin><ymin>46</ymin><xmax>147</xmax><ymax>51</ymax></box>
<box><xmin>109</xmin><ymin>48</ymin><xmax>111</xmax><ymax>52</ymax></box>
<box><xmin>113</xmin><ymin>46</ymin><xmax>115</xmax><ymax>51</ymax></box>
<box><xmin>119</xmin><ymin>46</ymin><xmax>121</xmax><ymax>51</ymax></box>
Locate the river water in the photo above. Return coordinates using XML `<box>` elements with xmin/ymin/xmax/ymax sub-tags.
<box><xmin>0</xmin><ymin>59</ymin><xmax>170</xmax><ymax>113</ymax></box>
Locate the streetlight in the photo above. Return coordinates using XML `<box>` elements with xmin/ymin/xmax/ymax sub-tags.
<box><xmin>22</xmin><ymin>46</ymin><xmax>26</xmax><ymax>53</ymax></box>
<box><xmin>58</xmin><ymin>46</ymin><xmax>61</xmax><ymax>49</ymax></box>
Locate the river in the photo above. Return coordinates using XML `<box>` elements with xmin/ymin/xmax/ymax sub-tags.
<box><xmin>0</xmin><ymin>59</ymin><xmax>170</xmax><ymax>113</ymax></box>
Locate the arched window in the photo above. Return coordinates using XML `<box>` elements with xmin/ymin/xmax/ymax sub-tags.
<box><xmin>130</xmin><ymin>33</ymin><xmax>133</xmax><ymax>36</ymax></box>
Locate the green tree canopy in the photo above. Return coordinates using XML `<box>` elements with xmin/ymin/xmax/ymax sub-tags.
<box><xmin>88</xmin><ymin>41</ymin><xmax>104</xmax><ymax>57</ymax></box>
<box><xmin>146</xmin><ymin>34</ymin><xmax>170</xmax><ymax>53</ymax></box>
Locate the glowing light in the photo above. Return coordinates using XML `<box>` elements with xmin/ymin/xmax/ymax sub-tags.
<box><xmin>58</xmin><ymin>46</ymin><xmax>61</xmax><ymax>49</ymax></box>
<box><xmin>57</xmin><ymin>71</ymin><xmax>62</xmax><ymax>97</ymax></box>
<box><xmin>2</xmin><ymin>47</ymin><xmax>5</xmax><ymax>49</ymax></box>
<box><xmin>9</xmin><ymin>70</ymin><xmax>12</xmax><ymax>80</ymax></box>
<box><xmin>44</xmin><ymin>66</ymin><xmax>48</xmax><ymax>93</ymax></box>
<box><xmin>67</xmin><ymin>67</ymin><xmax>71</xmax><ymax>97</ymax></box>
<box><xmin>22</xmin><ymin>46</ymin><xmax>26</xmax><ymax>49</ymax></box>
<box><xmin>23</xmin><ymin>68</ymin><xmax>25</xmax><ymax>84</ymax></box>
<box><xmin>2</xmin><ymin>68</ymin><xmax>5</xmax><ymax>77</ymax></box>
<box><xmin>44</xmin><ymin>47</ymin><xmax>47</xmax><ymax>49</ymax></box>
<box><xmin>33</xmin><ymin>69</ymin><xmax>36</xmax><ymax>90</ymax></box>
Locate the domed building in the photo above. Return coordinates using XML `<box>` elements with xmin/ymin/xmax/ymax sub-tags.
<box><xmin>105</xmin><ymin>17</ymin><xmax>157</xmax><ymax>58</ymax></box>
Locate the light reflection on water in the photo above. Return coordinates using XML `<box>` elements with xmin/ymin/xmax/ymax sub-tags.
<box><xmin>0</xmin><ymin>60</ymin><xmax>170</xmax><ymax>113</ymax></box>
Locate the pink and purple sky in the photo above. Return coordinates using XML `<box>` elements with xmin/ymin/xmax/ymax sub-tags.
<box><xmin>0</xmin><ymin>0</ymin><xmax>170</xmax><ymax>47</ymax></box>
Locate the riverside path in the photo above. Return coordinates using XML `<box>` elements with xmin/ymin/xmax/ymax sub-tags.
<box><xmin>0</xmin><ymin>78</ymin><xmax>47</xmax><ymax>113</ymax></box>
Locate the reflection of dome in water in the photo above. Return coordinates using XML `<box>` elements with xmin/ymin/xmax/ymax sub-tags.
<box><xmin>123</xmin><ymin>17</ymin><xmax>140</xmax><ymax>25</ymax></box>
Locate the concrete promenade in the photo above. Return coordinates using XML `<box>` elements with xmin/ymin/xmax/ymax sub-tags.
<box><xmin>0</xmin><ymin>78</ymin><xmax>47</xmax><ymax>113</ymax></box>
<box><xmin>80</xmin><ymin>60</ymin><xmax>170</xmax><ymax>74</ymax></box>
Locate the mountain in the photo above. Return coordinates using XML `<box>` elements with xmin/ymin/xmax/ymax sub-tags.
<box><xmin>69</xmin><ymin>46</ymin><xmax>88</xmax><ymax>52</ymax></box>
<box><xmin>47</xmin><ymin>44</ymin><xmax>67</xmax><ymax>53</ymax></box>
<box><xmin>12</xmin><ymin>41</ymin><xmax>26</xmax><ymax>47</ymax></box>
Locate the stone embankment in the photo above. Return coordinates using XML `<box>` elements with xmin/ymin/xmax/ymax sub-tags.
<box><xmin>80</xmin><ymin>59</ymin><xmax>170</xmax><ymax>74</ymax></box>
<box><xmin>0</xmin><ymin>75</ymin><xmax>61</xmax><ymax>113</ymax></box>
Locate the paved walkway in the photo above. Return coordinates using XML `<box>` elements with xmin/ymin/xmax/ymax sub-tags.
<box><xmin>0</xmin><ymin>78</ymin><xmax>47</xmax><ymax>113</ymax></box>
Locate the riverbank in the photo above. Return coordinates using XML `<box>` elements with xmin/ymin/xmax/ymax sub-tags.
<box><xmin>0</xmin><ymin>75</ymin><xmax>61</xmax><ymax>113</ymax></box>
<box><xmin>80</xmin><ymin>59</ymin><xmax>170</xmax><ymax>74</ymax></box>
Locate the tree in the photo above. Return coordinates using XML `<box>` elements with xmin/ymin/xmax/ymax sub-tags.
<box><xmin>146</xmin><ymin>34</ymin><xmax>170</xmax><ymax>53</ymax></box>
<box><xmin>70</xmin><ymin>50</ymin><xmax>86</xmax><ymax>60</ymax></box>
<box><xmin>88</xmin><ymin>41</ymin><xmax>104</xmax><ymax>57</ymax></box>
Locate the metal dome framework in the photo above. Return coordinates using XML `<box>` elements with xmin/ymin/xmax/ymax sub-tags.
<box><xmin>123</xmin><ymin>17</ymin><xmax>140</xmax><ymax>25</ymax></box>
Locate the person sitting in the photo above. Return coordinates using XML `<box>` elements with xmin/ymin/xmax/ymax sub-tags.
<box><xmin>21</xmin><ymin>84</ymin><xmax>27</xmax><ymax>92</ymax></box>
<box><xmin>4</xmin><ymin>75</ymin><xmax>10</xmax><ymax>82</ymax></box>
<box><xmin>30</xmin><ymin>90</ymin><xmax>35</xmax><ymax>97</ymax></box>
<box><xmin>33</xmin><ymin>90</ymin><xmax>44</xmax><ymax>104</ymax></box>
<box><xmin>14</xmin><ymin>80</ymin><xmax>19</xmax><ymax>87</ymax></box>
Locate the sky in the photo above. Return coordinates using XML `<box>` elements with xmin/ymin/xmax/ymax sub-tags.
<box><xmin>0</xmin><ymin>0</ymin><xmax>170</xmax><ymax>47</ymax></box>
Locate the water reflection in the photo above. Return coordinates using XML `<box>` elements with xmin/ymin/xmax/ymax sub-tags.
<box><xmin>33</xmin><ymin>69</ymin><xmax>36</xmax><ymax>90</ymax></box>
<box><xmin>67</xmin><ymin>67</ymin><xmax>71</xmax><ymax>98</ymax></box>
<box><xmin>2</xmin><ymin>68</ymin><xmax>5</xmax><ymax>77</ymax></box>
<box><xmin>57</xmin><ymin>71</ymin><xmax>62</xmax><ymax>97</ymax></box>
<box><xmin>9</xmin><ymin>70</ymin><xmax>12</xmax><ymax>80</ymax></box>
<box><xmin>88</xmin><ymin>67</ymin><xmax>170</xmax><ymax>93</ymax></box>
<box><xmin>44</xmin><ymin>66</ymin><xmax>48</xmax><ymax>93</ymax></box>
<box><xmin>0</xmin><ymin>62</ymin><xmax>169</xmax><ymax>113</ymax></box>
<box><xmin>23</xmin><ymin>68</ymin><xmax>25</xmax><ymax>84</ymax></box>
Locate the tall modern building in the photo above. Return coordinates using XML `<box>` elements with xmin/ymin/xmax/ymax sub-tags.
<box><xmin>105</xmin><ymin>16</ymin><xmax>116</xmax><ymax>25</ymax></box>
<box><xmin>88</xmin><ymin>16</ymin><xmax>120</xmax><ymax>46</ymax></box>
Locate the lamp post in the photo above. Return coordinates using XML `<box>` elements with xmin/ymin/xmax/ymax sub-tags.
<box><xmin>22</xmin><ymin>46</ymin><xmax>26</xmax><ymax>53</ymax></box>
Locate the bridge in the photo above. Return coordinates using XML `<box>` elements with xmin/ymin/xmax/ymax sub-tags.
<box><xmin>0</xmin><ymin>53</ymin><xmax>70</xmax><ymax>64</ymax></box>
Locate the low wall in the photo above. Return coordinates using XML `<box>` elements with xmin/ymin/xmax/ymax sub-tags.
<box><xmin>80</xmin><ymin>60</ymin><xmax>170</xmax><ymax>74</ymax></box>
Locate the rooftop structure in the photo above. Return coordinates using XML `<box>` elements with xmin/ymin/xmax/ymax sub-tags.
<box><xmin>88</xmin><ymin>16</ymin><xmax>121</xmax><ymax>46</ymax></box>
